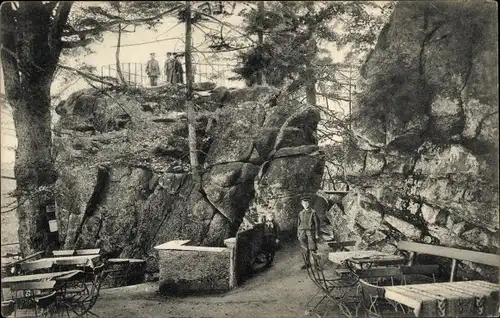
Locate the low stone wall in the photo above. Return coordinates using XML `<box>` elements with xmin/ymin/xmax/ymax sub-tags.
<box><xmin>154</xmin><ymin>240</ymin><xmax>235</xmax><ymax>295</ymax></box>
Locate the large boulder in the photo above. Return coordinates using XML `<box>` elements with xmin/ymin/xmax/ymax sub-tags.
<box><xmin>53</xmin><ymin>85</ymin><xmax>324</xmax><ymax>275</ymax></box>
<box><xmin>338</xmin><ymin>1</ymin><xmax>498</xmax><ymax>282</ymax></box>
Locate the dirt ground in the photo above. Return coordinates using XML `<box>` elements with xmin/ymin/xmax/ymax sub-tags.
<box><xmin>93</xmin><ymin>242</ymin><xmax>344</xmax><ymax>318</ymax></box>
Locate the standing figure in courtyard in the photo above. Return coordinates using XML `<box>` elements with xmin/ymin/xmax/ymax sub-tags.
<box><xmin>145</xmin><ymin>53</ymin><xmax>160</xmax><ymax>86</ymax></box>
<box><xmin>297</xmin><ymin>196</ymin><xmax>320</xmax><ymax>270</ymax></box>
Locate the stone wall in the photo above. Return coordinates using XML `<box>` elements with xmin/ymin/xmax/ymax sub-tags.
<box><xmin>335</xmin><ymin>1</ymin><xmax>498</xmax><ymax>281</ymax></box>
<box><xmin>155</xmin><ymin>240</ymin><xmax>234</xmax><ymax>295</ymax></box>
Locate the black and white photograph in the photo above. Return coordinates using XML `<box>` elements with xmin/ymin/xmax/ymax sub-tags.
<box><xmin>0</xmin><ymin>1</ymin><xmax>498</xmax><ymax>317</ymax></box>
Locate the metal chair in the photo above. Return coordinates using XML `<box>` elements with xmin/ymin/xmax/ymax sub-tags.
<box><xmin>60</xmin><ymin>264</ymin><xmax>105</xmax><ymax>317</ymax></box>
<box><xmin>303</xmin><ymin>251</ymin><xmax>361</xmax><ymax>318</ymax></box>
<box><xmin>1</xmin><ymin>300</ymin><xmax>15</xmax><ymax>317</ymax></box>
<box><xmin>356</xmin><ymin>266</ymin><xmax>423</xmax><ymax>318</ymax></box>
<box><xmin>9</xmin><ymin>280</ymin><xmax>57</xmax><ymax>317</ymax></box>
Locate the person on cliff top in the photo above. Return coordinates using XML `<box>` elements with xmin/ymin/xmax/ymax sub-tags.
<box><xmin>171</xmin><ymin>53</ymin><xmax>184</xmax><ymax>84</ymax></box>
<box><xmin>145</xmin><ymin>52</ymin><xmax>160</xmax><ymax>87</ymax></box>
<box><xmin>164</xmin><ymin>52</ymin><xmax>175</xmax><ymax>84</ymax></box>
<box><xmin>297</xmin><ymin>195</ymin><xmax>320</xmax><ymax>270</ymax></box>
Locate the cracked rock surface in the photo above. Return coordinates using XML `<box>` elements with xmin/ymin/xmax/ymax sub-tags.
<box><xmin>336</xmin><ymin>1</ymin><xmax>498</xmax><ymax>281</ymax></box>
<box><xmin>52</xmin><ymin>84</ymin><xmax>323</xmax><ymax>275</ymax></box>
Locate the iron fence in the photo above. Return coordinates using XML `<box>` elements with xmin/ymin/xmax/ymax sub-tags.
<box><xmin>100</xmin><ymin>62</ymin><xmax>237</xmax><ymax>88</ymax></box>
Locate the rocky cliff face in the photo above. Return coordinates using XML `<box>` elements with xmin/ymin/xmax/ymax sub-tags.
<box><xmin>334</xmin><ymin>1</ymin><xmax>498</xmax><ymax>281</ymax></box>
<box><xmin>52</xmin><ymin>84</ymin><xmax>323</xmax><ymax>273</ymax></box>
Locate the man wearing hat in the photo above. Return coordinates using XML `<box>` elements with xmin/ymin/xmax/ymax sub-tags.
<box><xmin>164</xmin><ymin>52</ymin><xmax>174</xmax><ymax>84</ymax></box>
<box><xmin>297</xmin><ymin>195</ymin><xmax>320</xmax><ymax>269</ymax></box>
<box><xmin>146</xmin><ymin>52</ymin><xmax>160</xmax><ymax>86</ymax></box>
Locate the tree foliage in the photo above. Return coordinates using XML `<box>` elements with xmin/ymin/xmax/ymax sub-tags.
<box><xmin>229</xmin><ymin>1</ymin><xmax>392</xmax><ymax>94</ymax></box>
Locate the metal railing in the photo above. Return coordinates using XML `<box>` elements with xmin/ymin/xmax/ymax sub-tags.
<box><xmin>100</xmin><ymin>62</ymin><xmax>237</xmax><ymax>88</ymax></box>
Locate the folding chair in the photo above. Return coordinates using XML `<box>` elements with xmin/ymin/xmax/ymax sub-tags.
<box><xmin>303</xmin><ymin>251</ymin><xmax>361</xmax><ymax>318</ymax></box>
<box><xmin>356</xmin><ymin>267</ymin><xmax>411</xmax><ymax>318</ymax></box>
<box><xmin>61</xmin><ymin>264</ymin><xmax>105</xmax><ymax>318</ymax></box>
<box><xmin>9</xmin><ymin>280</ymin><xmax>57</xmax><ymax>317</ymax></box>
<box><xmin>1</xmin><ymin>300</ymin><xmax>15</xmax><ymax>317</ymax></box>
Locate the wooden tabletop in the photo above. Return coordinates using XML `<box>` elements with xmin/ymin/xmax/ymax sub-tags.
<box><xmin>1</xmin><ymin>270</ymin><xmax>83</xmax><ymax>286</ymax></box>
<box><xmin>384</xmin><ymin>280</ymin><xmax>500</xmax><ymax>317</ymax></box>
<box><xmin>328</xmin><ymin>250</ymin><xmax>391</xmax><ymax>264</ymax></box>
<box><xmin>23</xmin><ymin>254</ymin><xmax>101</xmax><ymax>269</ymax></box>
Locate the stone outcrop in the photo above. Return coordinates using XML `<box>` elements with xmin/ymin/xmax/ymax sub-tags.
<box><xmin>336</xmin><ymin>1</ymin><xmax>498</xmax><ymax>281</ymax></box>
<box><xmin>53</xmin><ymin>83</ymin><xmax>323</xmax><ymax>274</ymax></box>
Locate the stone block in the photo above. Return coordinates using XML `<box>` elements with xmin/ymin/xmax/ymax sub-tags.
<box><xmin>155</xmin><ymin>242</ymin><xmax>233</xmax><ymax>295</ymax></box>
<box><xmin>421</xmin><ymin>204</ymin><xmax>447</xmax><ymax>225</ymax></box>
<box><xmin>384</xmin><ymin>215</ymin><xmax>422</xmax><ymax>240</ymax></box>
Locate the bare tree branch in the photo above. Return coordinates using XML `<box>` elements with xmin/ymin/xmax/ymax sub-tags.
<box><xmin>57</xmin><ymin>63</ymin><xmax>118</xmax><ymax>87</ymax></box>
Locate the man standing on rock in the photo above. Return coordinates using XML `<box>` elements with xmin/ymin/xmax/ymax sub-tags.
<box><xmin>164</xmin><ymin>52</ymin><xmax>174</xmax><ymax>84</ymax></box>
<box><xmin>297</xmin><ymin>196</ymin><xmax>320</xmax><ymax>270</ymax></box>
<box><xmin>146</xmin><ymin>52</ymin><xmax>160</xmax><ymax>86</ymax></box>
<box><xmin>172</xmin><ymin>53</ymin><xmax>184</xmax><ymax>84</ymax></box>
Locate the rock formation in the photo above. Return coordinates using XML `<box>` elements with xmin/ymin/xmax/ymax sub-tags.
<box><xmin>334</xmin><ymin>1</ymin><xmax>498</xmax><ymax>281</ymax></box>
<box><xmin>52</xmin><ymin>84</ymin><xmax>323</xmax><ymax>274</ymax></box>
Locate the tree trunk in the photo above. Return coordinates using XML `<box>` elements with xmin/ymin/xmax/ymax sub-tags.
<box><xmin>115</xmin><ymin>24</ymin><xmax>128</xmax><ymax>86</ymax></box>
<box><xmin>115</xmin><ymin>3</ymin><xmax>127</xmax><ymax>86</ymax></box>
<box><xmin>185</xmin><ymin>1</ymin><xmax>202</xmax><ymax>187</ymax></box>
<box><xmin>305</xmin><ymin>38</ymin><xmax>317</xmax><ymax>105</ymax></box>
<box><xmin>256</xmin><ymin>1</ymin><xmax>265</xmax><ymax>86</ymax></box>
<box><xmin>1</xmin><ymin>2</ymin><xmax>64</xmax><ymax>255</ymax></box>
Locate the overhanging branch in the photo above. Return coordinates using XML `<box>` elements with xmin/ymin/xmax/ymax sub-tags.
<box><xmin>61</xmin><ymin>37</ymin><xmax>92</xmax><ymax>48</ymax></box>
<box><xmin>63</xmin><ymin>4</ymin><xmax>183</xmax><ymax>38</ymax></box>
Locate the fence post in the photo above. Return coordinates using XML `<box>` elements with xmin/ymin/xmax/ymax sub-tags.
<box><xmin>134</xmin><ymin>63</ymin><xmax>137</xmax><ymax>86</ymax></box>
<box><xmin>100</xmin><ymin>66</ymin><xmax>103</xmax><ymax>90</ymax></box>
<box><xmin>128</xmin><ymin>63</ymin><xmax>131</xmax><ymax>84</ymax></box>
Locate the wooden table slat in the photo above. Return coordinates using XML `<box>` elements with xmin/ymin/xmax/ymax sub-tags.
<box><xmin>384</xmin><ymin>280</ymin><xmax>500</xmax><ymax>317</ymax></box>
<box><xmin>2</xmin><ymin>270</ymin><xmax>83</xmax><ymax>285</ymax></box>
<box><xmin>23</xmin><ymin>255</ymin><xmax>100</xmax><ymax>269</ymax></box>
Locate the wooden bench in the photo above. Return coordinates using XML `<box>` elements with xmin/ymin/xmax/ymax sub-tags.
<box><xmin>51</xmin><ymin>250</ymin><xmax>75</xmax><ymax>257</ymax></box>
<box><xmin>398</xmin><ymin>241</ymin><xmax>500</xmax><ymax>282</ymax></box>
<box><xmin>75</xmin><ymin>249</ymin><xmax>101</xmax><ymax>256</ymax></box>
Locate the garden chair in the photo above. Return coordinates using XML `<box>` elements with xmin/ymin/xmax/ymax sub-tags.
<box><xmin>9</xmin><ymin>280</ymin><xmax>58</xmax><ymax>317</ymax></box>
<box><xmin>60</xmin><ymin>263</ymin><xmax>105</xmax><ymax>317</ymax></box>
<box><xmin>356</xmin><ymin>265</ymin><xmax>438</xmax><ymax>318</ymax></box>
<box><xmin>303</xmin><ymin>251</ymin><xmax>361</xmax><ymax>318</ymax></box>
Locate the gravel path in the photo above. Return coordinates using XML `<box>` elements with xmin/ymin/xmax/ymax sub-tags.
<box><xmin>93</xmin><ymin>243</ymin><xmax>344</xmax><ymax>317</ymax></box>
